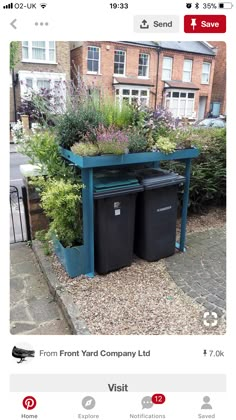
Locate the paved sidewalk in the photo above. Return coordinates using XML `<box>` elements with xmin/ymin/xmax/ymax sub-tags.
<box><xmin>10</xmin><ymin>143</ymin><xmax>17</xmax><ymax>153</ymax></box>
<box><xmin>165</xmin><ymin>226</ymin><xmax>226</xmax><ymax>317</ymax></box>
<box><xmin>10</xmin><ymin>243</ymin><xmax>71</xmax><ymax>335</ymax></box>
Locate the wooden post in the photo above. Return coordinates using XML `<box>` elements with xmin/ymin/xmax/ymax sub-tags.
<box><xmin>21</xmin><ymin>115</ymin><xmax>30</xmax><ymax>134</ymax></box>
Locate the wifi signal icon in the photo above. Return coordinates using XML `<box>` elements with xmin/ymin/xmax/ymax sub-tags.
<box><xmin>40</xmin><ymin>3</ymin><xmax>47</xmax><ymax>8</ymax></box>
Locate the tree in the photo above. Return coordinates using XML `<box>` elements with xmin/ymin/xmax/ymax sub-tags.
<box><xmin>10</xmin><ymin>42</ymin><xmax>20</xmax><ymax>122</ymax></box>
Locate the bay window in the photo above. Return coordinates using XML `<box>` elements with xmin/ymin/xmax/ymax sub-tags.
<box><xmin>165</xmin><ymin>90</ymin><xmax>195</xmax><ymax>118</ymax></box>
<box><xmin>115</xmin><ymin>86</ymin><xmax>149</xmax><ymax>106</ymax></box>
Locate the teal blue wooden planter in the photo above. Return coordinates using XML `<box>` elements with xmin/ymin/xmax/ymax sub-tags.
<box><xmin>60</xmin><ymin>147</ymin><xmax>199</xmax><ymax>168</ymax></box>
<box><xmin>60</xmin><ymin>146</ymin><xmax>200</xmax><ymax>278</ymax></box>
<box><xmin>53</xmin><ymin>238</ymin><xmax>89</xmax><ymax>278</ymax></box>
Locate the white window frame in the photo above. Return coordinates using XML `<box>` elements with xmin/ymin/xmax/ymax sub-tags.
<box><xmin>113</xmin><ymin>50</ymin><xmax>126</xmax><ymax>76</ymax></box>
<box><xmin>182</xmin><ymin>59</ymin><xmax>193</xmax><ymax>82</ymax></box>
<box><xmin>115</xmin><ymin>85</ymin><xmax>150</xmax><ymax>107</ymax></box>
<box><xmin>87</xmin><ymin>46</ymin><xmax>101</xmax><ymax>75</ymax></box>
<box><xmin>201</xmin><ymin>62</ymin><xmax>211</xmax><ymax>84</ymax></box>
<box><xmin>164</xmin><ymin>89</ymin><xmax>196</xmax><ymax>118</ymax></box>
<box><xmin>138</xmin><ymin>53</ymin><xmax>149</xmax><ymax>79</ymax></box>
<box><xmin>21</xmin><ymin>41</ymin><xmax>56</xmax><ymax>64</ymax></box>
<box><xmin>162</xmin><ymin>57</ymin><xmax>173</xmax><ymax>81</ymax></box>
<box><xmin>18</xmin><ymin>70</ymin><xmax>66</xmax><ymax>111</ymax></box>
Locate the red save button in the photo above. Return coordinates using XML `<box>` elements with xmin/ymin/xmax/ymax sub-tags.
<box><xmin>184</xmin><ymin>15</ymin><xmax>226</xmax><ymax>33</ymax></box>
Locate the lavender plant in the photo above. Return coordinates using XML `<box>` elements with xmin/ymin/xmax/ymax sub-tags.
<box><xmin>96</xmin><ymin>125</ymin><xmax>129</xmax><ymax>155</ymax></box>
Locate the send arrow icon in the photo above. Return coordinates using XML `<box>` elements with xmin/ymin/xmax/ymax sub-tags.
<box><xmin>140</xmin><ymin>19</ymin><xmax>149</xmax><ymax>29</ymax></box>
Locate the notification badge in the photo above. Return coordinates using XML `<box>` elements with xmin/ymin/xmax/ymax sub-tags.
<box><xmin>152</xmin><ymin>394</ymin><xmax>166</xmax><ymax>404</ymax></box>
<box><xmin>22</xmin><ymin>396</ymin><xmax>37</xmax><ymax>410</ymax></box>
<box><xmin>184</xmin><ymin>15</ymin><xmax>226</xmax><ymax>32</ymax></box>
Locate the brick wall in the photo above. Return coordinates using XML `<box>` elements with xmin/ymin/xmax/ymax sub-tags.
<box><xmin>10</xmin><ymin>42</ymin><xmax>71</xmax><ymax>122</ymax></box>
<box><xmin>71</xmin><ymin>42</ymin><xmax>215</xmax><ymax>117</ymax></box>
<box><xmin>208</xmin><ymin>41</ymin><xmax>226</xmax><ymax>115</ymax></box>
<box><xmin>71</xmin><ymin>41</ymin><xmax>158</xmax><ymax>107</ymax></box>
<box><xmin>157</xmin><ymin>50</ymin><xmax>215</xmax><ymax>117</ymax></box>
<box><xmin>24</xmin><ymin>179</ymin><xmax>49</xmax><ymax>239</ymax></box>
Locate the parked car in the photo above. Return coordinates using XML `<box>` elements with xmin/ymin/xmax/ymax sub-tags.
<box><xmin>193</xmin><ymin>118</ymin><xmax>226</xmax><ymax>129</ymax></box>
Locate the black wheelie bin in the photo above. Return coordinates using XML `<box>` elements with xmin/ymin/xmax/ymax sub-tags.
<box><xmin>133</xmin><ymin>168</ymin><xmax>185</xmax><ymax>261</ymax></box>
<box><xmin>94</xmin><ymin>171</ymin><xmax>143</xmax><ymax>274</ymax></box>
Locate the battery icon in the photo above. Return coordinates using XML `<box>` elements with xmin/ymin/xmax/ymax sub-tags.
<box><xmin>218</xmin><ymin>2</ymin><xmax>233</xmax><ymax>8</ymax></box>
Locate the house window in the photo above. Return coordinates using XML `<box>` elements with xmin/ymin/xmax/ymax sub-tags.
<box><xmin>202</xmin><ymin>62</ymin><xmax>211</xmax><ymax>84</ymax></box>
<box><xmin>183</xmin><ymin>59</ymin><xmax>193</xmax><ymax>82</ymax></box>
<box><xmin>22</xmin><ymin>41</ymin><xmax>29</xmax><ymax>59</ymax></box>
<box><xmin>162</xmin><ymin>57</ymin><xmax>173</xmax><ymax>81</ymax></box>
<box><xmin>37</xmin><ymin>79</ymin><xmax>51</xmax><ymax>90</ymax></box>
<box><xmin>115</xmin><ymin>86</ymin><xmax>149</xmax><ymax>106</ymax></box>
<box><xmin>165</xmin><ymin>90</ymin><xmax>195</xmax><ymax>118</ymax></box>
<box><xmin>25</xmin><ymin>78</ymin><xmax>33</xmax><ymax>88</ymax></box>
<box><xmin>22</xmin><ymin>41</ymin><xmax>56</xmax><ymax>63</ymax></box>
<box><xmin>138</xmin><ymin>53</ymin><xmax>149</xmax><ymax>78</ymax></box>
<box><xmin>114</xmin><ymin>50</ymin><xmax>126</xmax><ymax>75</ymax></box>
<box><xmin>87</xmin><ymin>46</ymin><xmax>100</xmax><ymax>73</ymax></box>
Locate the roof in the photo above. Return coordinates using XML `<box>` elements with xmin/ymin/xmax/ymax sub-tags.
<box><xmin>113</xmin><ymin>77</ymin><xmax>154</xmax><ymax>87</ymax></box>
<box><xmin>164</xmin><ymin>81</ymin><xmax>199</xmax><ymax>90</ymax></box>
<box><xmin>120</xmin><ymin>41</ymin><xmax>215</xmax><ymax>56</ymax></box>
<box><xmin>157</xmin><ymin>41</ymin><xmax>215</xmax><ymax>56</ymax></box>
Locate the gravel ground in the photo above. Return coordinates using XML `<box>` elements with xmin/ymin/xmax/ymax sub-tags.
<box><xmin>50</xmin><ymin>208</ymin><xmax>226</xmax><ymax>335</ymax></box>
<box><xmin>52</xmin><ymin>206</ymin><xmax>226</xmax><ymax>336</ymax></box>
<box><xmin>177</xmin><ymin>207</ymin><xmax>226</xmax><ymax>234</ymax></box>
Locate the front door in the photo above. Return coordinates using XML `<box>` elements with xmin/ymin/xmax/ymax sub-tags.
<box><xmin>198</xmin><ymin>96</ymin><xmax>207</xmax><ymax>120</ymax></box>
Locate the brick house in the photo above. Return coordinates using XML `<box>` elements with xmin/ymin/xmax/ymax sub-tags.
<box><xmin>208</xmin><ymin>41</ymin><xmax>226</xmax><ymax>116</ymax></box>
<box><xmin>70</xmin><ymin>41</ymin><xmax>216</xmax><ymax>120</ymax></box>
<box><xmin>10</xmin><ymin>41</ymin><xmax>71</xmax><ymax>123</ymax></box>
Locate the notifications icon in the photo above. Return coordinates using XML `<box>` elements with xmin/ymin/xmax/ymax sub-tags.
<box><xmin>141</xmin><ymin>396</ymin><xmax>153</xmax><ymax>409</ymax></box>
<box><xmin>22</xmin><ymin>396</ymin><xmax>37</xmax><ymax>410</ymax></box>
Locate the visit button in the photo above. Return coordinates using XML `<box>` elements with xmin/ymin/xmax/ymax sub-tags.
<box><xmin>184</xmin><ymin>15</ymin><xmax>226</xmax><ymax>33</ymax></box>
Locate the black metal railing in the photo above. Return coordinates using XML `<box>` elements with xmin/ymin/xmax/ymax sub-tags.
<box><xmin>10</xmin><ymin>186</ymin><xmax>25</xmax><ymax>243</ymax></box>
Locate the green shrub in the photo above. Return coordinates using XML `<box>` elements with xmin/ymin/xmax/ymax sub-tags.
<box><xmin>127</xmin><ymin>129</ymin><xmax>148</xmax><ymax>153</ymax></box>
<box><xmin>162</xmin><ymin>128</ymin><xmax>226</xmax><ymax>213</ymax></box>
<box><xmin>56</xmin><ymin>105</ymin><xmax>104</xmax><ymax>149</ymax></box>
<box><xmin>71</xmin><ymin>142</ymin><xmax>99</xmax><ymax>156</ymax></box>
<box><xmin>40</xmin><ymin>179</ymin><xmax>83</xmax><ymax>247</ymax></box>
<box><xmin>154</xmin><ymin>136</ymin><xmax>176</xmax><ymax>154</ymax></box>
<box><xmin>17</xmin><ymin>130</ymin><xmax>73</xmax><ymax>179</ymax></box>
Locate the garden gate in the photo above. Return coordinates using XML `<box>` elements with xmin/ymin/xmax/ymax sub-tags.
<box><xmin>10</xmin><ymin>185</ymin><xmax>30</xmax><ymax>244</ymax></box>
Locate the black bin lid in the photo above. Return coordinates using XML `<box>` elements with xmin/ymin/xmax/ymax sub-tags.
<box><xmin>135</xmin><ymin>168</ymin><xmax>185</xmax><ymax>190</ymax></box>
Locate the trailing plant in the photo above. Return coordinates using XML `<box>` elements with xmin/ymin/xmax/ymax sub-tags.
<box><xmin>71</xmin><ymin>142</ymin><xmax>99</xmax><ymax>156</ymax></box>
<box><xmin>10</xmin><ymin>41</ymin><xmax>19</xmax><ymax>70</ymax></box>
<box><xmin>40</xmin><ymin>179</ymin><xmax>83</xmax><ymax>247</ymax></box>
